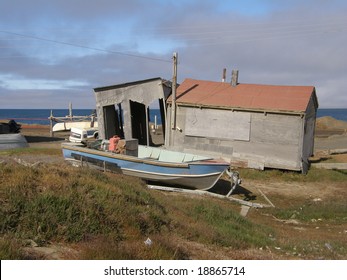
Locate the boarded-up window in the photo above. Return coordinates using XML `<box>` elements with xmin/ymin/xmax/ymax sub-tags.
<box><xmin>185</xmin><ymin>108</ymin><xmax>250</xmax><ymax>141</ymax></box>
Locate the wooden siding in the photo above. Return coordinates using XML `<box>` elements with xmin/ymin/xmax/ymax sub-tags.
<box><xmin>185</xmin><ymin>108</ymin><xmax>250</xmax><ymax>141</ymax></box>
<box><xmin>167</xmin><ymin>105</ymin><xmax>306</xmax><ymax>171</ymax></box>
<box><xmin>250</xmin><ymin>114</ymin><xmax>301</xmax><ymax>145</ymax></box>
<box><xmin>246</xmin><ymin>113</ymin><xmax>303</xmax><ymax>170</ymax></box>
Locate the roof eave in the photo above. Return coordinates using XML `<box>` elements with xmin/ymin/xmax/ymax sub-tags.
<box><xmin>170</xmin><ymin>102</ymin><xmax>307</xmax><ymax>116</ymax></box>
<box><xmin>94</xmin><ymin>77</ymin><xmax>163</xmax><ymax>92</ymax></box>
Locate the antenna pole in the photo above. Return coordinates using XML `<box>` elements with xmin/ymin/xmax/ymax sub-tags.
<box><xmin>171</xmin><ymin>52</ymin><xmax>178</xmax><ymax>130</ymax></box>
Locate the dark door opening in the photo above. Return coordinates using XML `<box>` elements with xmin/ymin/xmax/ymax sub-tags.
<box><xmin>103</xmin><ymin>104</ymin><xmax>124</xmax><ymax>139</ymax></box>
<box><xmin>130</xmin><ymin>100</ymin><xmax>148</xmax><ymax>145</ymax></box>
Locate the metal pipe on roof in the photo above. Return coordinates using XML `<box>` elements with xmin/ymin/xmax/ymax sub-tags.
<box><xmin>222</xmin><ymin>68</ymin><xmax>226</xmax><ymax>82</ymax></box>
<box><xmin>231</xmin><ymin>69</ymin><xmax>239</xmax><ymax>87</ymax></box>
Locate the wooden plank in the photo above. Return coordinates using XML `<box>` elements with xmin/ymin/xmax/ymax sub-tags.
<box><xmin>329</xmin><ymin>149</ymin><xmax>347</xmax><ymax>155</ymax></box>
<box><xmin>257</xmin><ymin>188</ymin><xmax>275</xmax><ymax>208</ymax></box>
<box><xmin>147</xmin><ymin>185</ymin><xmax>271</xmax><ymax>208</ymax></box>
<box><xmin>311</xmin><ymin>163</ymin><xmax>347</xmax><ymax>170</ymax></box>
<box><xmin>240</xmin><ymin>205</ymin><xmax>251</xmax><ymax>217</ymax></box>
<box><xmin>177</xmin><ymin>102</ymin><xmax>305</xmax><ymax>116</ymax></box>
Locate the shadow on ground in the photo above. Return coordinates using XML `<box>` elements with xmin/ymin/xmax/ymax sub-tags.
<box><xmin>24</xmin><ymin>135</ymin><xmax>65</xmax><ymax>143</ymax></box>
<box><xmin>210</xmin><ymin>179</ymin><xmax>257</xmax><ymax>201</ymax></box>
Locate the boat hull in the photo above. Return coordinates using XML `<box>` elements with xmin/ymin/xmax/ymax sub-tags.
<box><xmin>62</xmin><ymin>144</ymin><xmax>229</xmax><ymax>190</ymax></box>
<box><xmin>0</xmin><ymin>134</ymin><xmax>29</xmax><ymax>150</ymax></box>
<box><xmin>53</xmin><ymin>121</ymin><xmax>98</xmax><ymax>132</ymax></box>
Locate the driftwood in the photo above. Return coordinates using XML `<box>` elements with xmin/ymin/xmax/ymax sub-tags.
<box><xmin>240</xmin><ymin>205</ymin><xmax>251</xmax><ymax>217</ymax></box>
<box><xmin>328</xmin><ymin>148</ymin><xmax>347</xmax><ymax>155</ymax></box>
<box><xmin>311</xmin><ymin>163</ymin><xmax>347</xmax><ymax>170</ymax></box>
<box><xmin>257</xmin><ymin>188</ymin><xmax>275</xmax><ymax>207</ymax></box>
<box><xmin>311</xmin><ymin>147</ymin><xmax>347</xmax><ymax>170</ymax></box>
<box><xmin>310</xmin><ymin>148</ymin><xmax>347</xmax><ymax>163</ymax></box>
<box><xmin>13</xmin><ymin>158</ymin><xmax>41</xmax><ymax>168</ymax></box>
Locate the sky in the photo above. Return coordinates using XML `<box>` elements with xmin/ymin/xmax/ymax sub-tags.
<box><xmin>0</xmin><ymin>0</ymin><xmax>346</xmax><ymax>109</ymax></box>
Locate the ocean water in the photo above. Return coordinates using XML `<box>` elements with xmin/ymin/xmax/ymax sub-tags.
<box><xmin>316</xmin><ymin>108</ymin><xmax>347</xmax><ymax>121</ymax></box>
<box><xmin>0</xmin><ymin>108</ymin><xmax>345</xmax><ymax>125</ymax></box>
<box><xmin>0</xmin><ymin>108</ymin><xmax>163</xmax><ymax>125</ymax></box>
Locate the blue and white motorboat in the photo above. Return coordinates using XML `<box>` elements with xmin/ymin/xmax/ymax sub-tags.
<box><xmin>61</xmin><ymin>142</ymin><xmax>233</xmax><ymax>190</ymax></box>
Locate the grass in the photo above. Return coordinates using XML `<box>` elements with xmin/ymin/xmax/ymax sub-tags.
<box><xmin>1</xmin><ymin>147</ymin><xmax>346</xmax><ymax>260</ymax></box>
<box><xmin>0</xmin><ymin>147</ymin><xmax>61</xmax><ymax>156</ymax></box>
<box><xmin>268</xmin><ymin>199</ymin><xmax>347</xmax><ymax>223</ymax></box>
<box><xmin>0</xmin><ymin>163</ymin><xmax>170</xmax><ymax>258</ymax></box>
<box><xmin>0</xmin><ymin>162</ymin><xmax>273</xmax><ymax>259</ymax></box>
<box><xmin>165</xmin><ymin>198</ymin><xmax>273</xmax><ymax>249</ymax></box>
<box><xmin>238</xmin><ymin>167</ymin><xmax>347</xmax><ymax>182</ymax></box>
<box><xmin>0</xmin><ymin>237</ymin><xmax>25</xmax><ymax>259</ymax></box>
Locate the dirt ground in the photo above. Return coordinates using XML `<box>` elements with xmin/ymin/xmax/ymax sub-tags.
<box><xmin>4</xmin><ymin>118</ymin><xmax>347</xmax><ymax>259</ymax></box>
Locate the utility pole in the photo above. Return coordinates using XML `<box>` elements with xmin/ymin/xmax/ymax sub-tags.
<box><xmin>171</xmin><ymin>52</ymin><xmax>178</xmax><ymax>130</ymax></box>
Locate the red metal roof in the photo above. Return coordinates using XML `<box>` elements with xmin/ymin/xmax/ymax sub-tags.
<box><xmin>173</xmin><ymin>78</ymin><xmax>316</xmax><ymax>113</ymax></box>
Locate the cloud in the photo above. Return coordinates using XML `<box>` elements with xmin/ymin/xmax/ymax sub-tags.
<box><xmin>0</xmin><ymin>0</ymin><xmax>347</xmax><ymax>108</ymax></box>
<box><xmin>1</xmin><ymin>75</ymin><xmax>88</xmax><ymax>90</ymax></box>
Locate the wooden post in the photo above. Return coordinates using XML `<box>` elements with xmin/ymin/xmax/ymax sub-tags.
<box><xmin>49</xmin><ymin>110</ymin><xmax>54</xmax><ymax>137</ymax></box>
<box><xmin>146</xmin><ymin>106</ymin><xmax>149</xmax><ymax>146</ymax></box>
<box><xmin>68</xmin><ymin>102</ymin><xmax>73</xmax><ymax>119</ymax></box>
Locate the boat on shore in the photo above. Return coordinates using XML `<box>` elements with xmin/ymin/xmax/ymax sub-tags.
<box><xmin>0</xmin><ymin>120</ymin><xmax>28</xmax><ymax>150</ymax></box>
<box><xmin>0</xmin><ymin>134</ymin><xmax>28</xmax><ymax>150</ymax></box>
<box><xmin>49</xmin><ymin>105</ymin><xmax>97</xmax><ymax>132</ymax></box>
<box><xmin>52</xmin><ymin>121</ymin><xmax>98</xmax><ymax>132</ymax></box>
<box><xmin>61</xmin><ymin>141</ymin><xmax>234</xmax><ymax>190</ymax></box>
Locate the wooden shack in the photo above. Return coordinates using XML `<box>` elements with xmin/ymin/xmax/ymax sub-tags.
<box><xmin>94</xmin><ymin>78</ymin><xmax>171</xmax><ymax>145</ymax></box>
<box><xmin>166</xmin><ymin>74</ymin><xmax>318</xmax><ymax>173</ymax></box>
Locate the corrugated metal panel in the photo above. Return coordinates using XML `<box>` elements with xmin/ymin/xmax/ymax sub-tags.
<box><xmin>172</xmin><ymin>79</ymin><xmax>316</xmax><ymax>113</ymax></box>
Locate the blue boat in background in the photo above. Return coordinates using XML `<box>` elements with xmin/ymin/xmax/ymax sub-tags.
<box><xmin>61</xmin><ymin>142</ymin><xmax>236</xmax><ymax>190</ymax></box>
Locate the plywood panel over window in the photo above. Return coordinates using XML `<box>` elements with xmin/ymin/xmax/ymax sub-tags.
<box><xmin>185</xmin><ymin>108</ymin><xmax>250</xmax><ymax>141</ymax></box>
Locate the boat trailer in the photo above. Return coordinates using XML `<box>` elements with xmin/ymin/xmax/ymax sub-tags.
<box><xmin>148</xmin><ymin>170</ymin><xmax>267</xmax><ymax>208</ymax></box>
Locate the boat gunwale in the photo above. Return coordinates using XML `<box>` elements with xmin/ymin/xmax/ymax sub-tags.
<box><xmin>62</xmin><ymin>144</ymin><xmax>229</xmax><ymax>169</ymax></box>
<box><xmin>62</xmin><ymin>144</ymin><xmax>190</xmax><ymax>168</ymax></box>
<box><xmin>64</xmin><ymin>157</ymin><xmax>224</xmax><ymax>178</ymax></box>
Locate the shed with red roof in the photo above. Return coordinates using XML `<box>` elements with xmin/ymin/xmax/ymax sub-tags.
<box><xmin>166</xmin><ymin>74</ymin><xmax>318</xmax><ymax>173</ymax></box>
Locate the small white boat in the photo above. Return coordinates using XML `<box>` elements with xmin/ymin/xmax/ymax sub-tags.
<box><xmin>61</xmin><ymin>142</ymin><xmax>236</xmax><ymax>190</ymax></box>
<box><xmin>52</xmin><ymin>121</ymin><xmax>98</xmax><ymax>132</ymax></box>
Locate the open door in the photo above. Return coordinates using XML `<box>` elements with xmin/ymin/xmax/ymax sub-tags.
<box><xmin>103</xmin><ymin>104</ymin><xmax>124</xmax><ymax>139</ymax></box>
<box><xmin>130</xmin><ymin>100</ymin><xmax>148</xmax><ymax>145</ymax></box>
